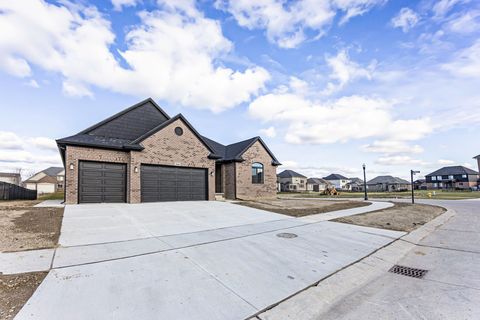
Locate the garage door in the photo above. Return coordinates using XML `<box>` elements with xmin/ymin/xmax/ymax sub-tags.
<box><xmin>79</xmin><ymin>161</ymin><xmax>126</xmax><ymax>203</ymax></box>
<box><xmin>141</xmin><ymin>165</ymin><xmax>207</xmax><ymax>202</ymax></box>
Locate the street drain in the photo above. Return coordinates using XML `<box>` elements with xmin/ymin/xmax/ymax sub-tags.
<box><xmin>389</xmin><ymin>265</ymin><xmax>428</xmax><ymax>279</ymax></box>
<box><xmin>276</xmin><ymin>233</ymin><xmax>298</xmax><ymax>238</ymax></box>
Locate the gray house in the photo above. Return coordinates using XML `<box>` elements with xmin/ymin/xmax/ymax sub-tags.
<box><xmin>425</xmin><ymin>166</ymin><xmax>478</xmax><ymax>190</ymax></box>
<box><xmin>0</xmin><ymin>172</ymin><xmax>21</xmax><ymax>186</ymax></box>
<box><xmin>307</xmin><ymin>178</ymin><xmax>331</xmax><ymax>192</ymax></box>
<box><xmin>367</xmin><ymin>176</ymin><xmax>411</xmax><ymax>192</ymax></box>
<box><xmin>277</xmin><ymin>170</ymin><xmax>307</xmax><ymax>192</ymax></box>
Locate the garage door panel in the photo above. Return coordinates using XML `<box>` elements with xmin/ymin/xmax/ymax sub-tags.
<box><xmin>141</xmin><ymin>165</ymin><xmax>207</xmax><ymax>202</ymax></box>
<box><xmin>79</xmin><ymin>161</ymin><xmax>126</xmax><ymax>203</ymax></box>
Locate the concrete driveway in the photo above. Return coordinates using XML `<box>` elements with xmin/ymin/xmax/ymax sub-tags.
<box><xmin>15</xmin><ymin>201</ymin><xmax>404</xmax><ymax>320</ymax></box>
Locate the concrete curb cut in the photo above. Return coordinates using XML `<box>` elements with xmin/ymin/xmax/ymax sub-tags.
<box><xmin>257</xmin><ymin>206</ymin><xmax>455</xmax><ymax>320</ymax></box>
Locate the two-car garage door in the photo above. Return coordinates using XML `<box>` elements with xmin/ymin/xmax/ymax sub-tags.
<box><xmin>141</xmin><ymin>165</ymin><xmax>207</xmax><ymax>202</ymax></box>
<box><xmin>78</xmin><ymin>161</ymin><xmax>207</xmax><ymax>203</ymax></box>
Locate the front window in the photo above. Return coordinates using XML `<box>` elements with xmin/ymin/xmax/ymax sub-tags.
<box><xmin>448</xmin><ymin>175</ymin><xmax>454</xmax><ymax>180</ymax></box>
<box><xmin>462</xmin><ymin>174</ymin><xmax>467</xmax><ymax>178</ymax></box>
<box><xmin>251</xmin><ymin>162</ymin><xmax>264</xmax><ymax>184</ymax></box>
<box><xmin>432</xmin><ymin>176</ymin><xmax>437</xmax><ymax>181</ymax></box>
<box><xmin>437</xmin><ymin>175</ymin><xmax>442</xmax><ymax>180</ymax></box>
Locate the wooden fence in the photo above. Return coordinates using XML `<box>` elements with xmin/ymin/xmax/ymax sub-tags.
<box><xmin>0</xmin><ymin>181</ymin><xmax>37</xmax><ymax>201</ymax></box>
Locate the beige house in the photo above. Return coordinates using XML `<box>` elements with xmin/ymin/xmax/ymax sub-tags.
<box><xmin>56</xmin><ymin>98</ymin><xmax>280</xmax><ymax>204</ymax></box>
<box><xmin>367</xmin><ymin>175</ymin><xmax>411</xmax><ymax>192</ymax></box>
<box><xmin>277</xmin><ymin>170</ymin><xmax>307</xmax><ymax>192</ymax></box>
<box><xmin>24</xmin><ymin>167</ymin><xmax>65</xmax><ymax>195</ymax></box>
<box><xmin>0</xmin><ymin>172</ymin><xmax>21</xmax><ymax>186</ymax></box>
<box><xmin>306</xmin><ymin>178</ymin><xmax>331</xmax><ymax>192</ymax></box>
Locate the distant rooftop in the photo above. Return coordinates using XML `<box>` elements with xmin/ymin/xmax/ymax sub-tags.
<box><xmin>323</xmin><ymin>173</ymin><xmax>349</xmax><ymax>180</ymax></box>
<box><xmin>426</xmin><ymin>166</ymin><xmax>478</xmax><ymax>177</ymax></box>
<box><xmin>277</xmin><ymin>170</ymin><xmax>307</xmax><ymax>178</ymax></box>
<box><xmin>367</xmin><ymin>175</ymin><xmax>410</xmax><ymax>185</ymax></box>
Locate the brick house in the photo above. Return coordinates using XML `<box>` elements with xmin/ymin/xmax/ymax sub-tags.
<box><xmin>277</xmin><ymin>170</ymin><xmax>307</xmax><ymax>192</ymax></box>
<box><xmin>425</xmin><ymin>166</ymin><xmax>479</xmax><ymax>190</ymax></box>
<box><xmin>56</xmin><ymin>98</ymin><xmax>280</xmax><ymax>204</ymax></box>
<box><xmin>366</xmin><ymin>176</ymin><xmax>411</xmax><ymax>192</ymax></box>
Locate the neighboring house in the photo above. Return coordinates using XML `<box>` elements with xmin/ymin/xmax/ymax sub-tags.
<box><xmin>56</xmin><ymin>98</ymin><xmax>280</xmax><ymax>204</ymax></box>
<box><xmin>475</xmin><ymin>155</ymin><xmax>480</xmax><ymax>185</ymax></box>
<box><xmin>346</xmin><ymin>177</ymin><xmax>364</xmax><ymax>192</ymax></box>
<box><xmin>425</xmin><ymin>166</ymin><xmax>479</xmax><ymax>190</ymax></box>
<box><xmin>367</xmin><ymin>176</ymin><xmax>411</xmax><ymax>192</ymax></box>
<box><xmin>323</xmin><ymin>174</ymin><xmax>350</xmax><ymax>190</ymax></box>
<box><xmin>413</xmin><ymin>179</ymin><xmax>427</xmax><ymax>190</ymax></box>
<box><xmin>0</xmin><ymin>172</ymin><xmax>21</xmax><ymax>186</ymax></box>
<box><xmin>277</xmin><ymin>170</ymin><xmax>307</xmax><ymax>192</ymax></box>
<box><xmin>24</xmin><ymin>167</ymin><xmax>65</xmax><ymax>195</ymax></box>
<box><xmin>306</xmin><ymin>178</ymin><xmax>331</xmax><ymax>192</ymax></box>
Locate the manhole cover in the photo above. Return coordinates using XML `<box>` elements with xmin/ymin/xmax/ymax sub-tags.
<box><xmin>389</xmin><ymin>265</ymin><xmax>428</xmax><ymax>279</ymax></box>
<box><xmin>276</xmin><ymin>233</ymin><xmax>298</xmax><ymax>238</ymax></box>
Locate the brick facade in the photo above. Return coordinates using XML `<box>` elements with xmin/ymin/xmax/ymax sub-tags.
<box><xmin>234</xmin><ymin>141</ymin><xmax>277</xmax><ymax>200</ymax></box>
<box><xmin>64</xmin><ymin>119</ymin><xmax>216</xmax><ymax>204</ymax></box>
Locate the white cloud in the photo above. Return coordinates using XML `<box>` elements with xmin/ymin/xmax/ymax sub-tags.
<box><xmin>446</xmin><ymin>10</ymin><xmax>480</xmax><ymax>34</ymax></box>
<box><xmin>215</xmin><ymin>0</ymin><xmax>385</xmax><ymax>48</ymax></box>
<box><xmin>249</xmin><ymin>85</ymin><xmax>432</xmax><ymax>145</ymax></box>
<box><xmin>375</xmin><ymin>155</ymin><xmax>429</xmax><ymax>166</ymax></box>
<box><xmin>0</xmin><ymin>0</ymin><xmax>269</xmax><ymax>112</ymax></box>
<box><xmin>442</xmin><ymin>40</ymin><xmax>480</xmax><ymax>77</ymax></box>
<box><xmin>438</xmin><ymin>159</ymin><xmax>455</xmax><ymax>165</ymax></box>
<box><xmin>323</xmin><ymin>49</ymin><xmax>375</xmax><ymax>94</ymax></box>
<box><xmin>432</xmin><ymin>0</ymin><xmax>466</xmax><ymax>19</ymax></box>
<box><xmin>28</xmin><ymin>137</ymin><xmax>58</xmax><ymax>151</ymax></box>
<box><xmin>0</xmin><ymin>131</ymin><xmax>24</xmax><ymax>150</ymax></box>
<box><xmin>25</xmin><ymin>79</ymin><xmax>40</xmax><ymax>88</ymax></box>
<box><xmin>391</xmin><ymin>8</ymin><xmax>419</xmax><ymax>32</ymax></box>
<box><xmin>111</xmin><ymin>0</ymin><xmax>139</xmax><ymax>11</ymax></box>
<box><xmin>259</xmin><ymin>126</ymin><xmax>276</xmax><ymax>138</ymax></box>
<box><xmin>362</xmin><ymin>140</ymin><xmax>424</xmax><ymax>155</ymax></box>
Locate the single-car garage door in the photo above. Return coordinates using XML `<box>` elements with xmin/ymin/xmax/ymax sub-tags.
<box><xmin>141</xmin><ymin>165</ymin><xmax>207</xmax><ymax>202</ymax></box>
<box><xmin>79</xmin><ymin>161</ymin><xmax>126</xmax><ymax>203</ymax></box>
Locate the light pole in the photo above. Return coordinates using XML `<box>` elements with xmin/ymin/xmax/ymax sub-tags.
<box><xmin>362</xmin><ymin>164</ymin><xmax>368</xmax><ymax>201</ymax></box>
<box><xmin>411</xmin><ymin>170</ymin><xmax>420</xmax><ymax>204</ymax></box>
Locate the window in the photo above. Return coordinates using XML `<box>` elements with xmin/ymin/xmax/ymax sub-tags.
<box><xmin>437</xmin><ymin>176</ymin><xmax>442</xmax><ymax>180</ymax></box>
<box><xmin>174</xmin><ymin>127</ymin><xmax>183</xmax><ymax>136</ymax></box>
<box><xmin>462</xmin><ymin>174</ymin><xmax>467</xmax><ymax>178</ymax></box>
<box><xmin>448</xmin><ymin>175</ymin><xmax>454</xmax><ymax>180</ymax></box>
<box><xmin>251</xmin><ymin>162</ymin><xmax>264</xmax><ymax>184</ymax></box>
<box><xmin>432</xmin><ymin>176</ymin><xmax>437</xmax><ymax>181</ymax></box>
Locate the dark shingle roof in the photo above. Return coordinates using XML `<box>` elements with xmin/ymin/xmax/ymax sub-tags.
<box><xmin>307</xmin><ymin>177</ymin><xmax>330</xmax><ymax>185</ymax></box>
<box><xmin>277</xmin><ymin>170</ymin><xmax>307</xmax><ymax>178</ymax></box>
<box><xmin>348</xmin><ymin>177</ymin><xmax>364</xmax><ymax>184</ymax></box>
<box><xmin>42</xmin><ymin>167</ymin><xmax>64</xmax><ymax>177</ymax></box>
<box><xmin>0</xmin><ymin>172</ymin><xmax>20</xmax><ymax>177</ymax></box>
<box><xmin>367</xmin><ymin>175</ymin><xmax>410</xmax><ymax>185</ymax></box>
<box><xmin>323</xmin><ymin>173</ymin><xmax>349</xmax><ymax>180</ymax></box>
<box><xmin>426</xmin><ymin>166</ymin><xmax>478</xmax><ymax>176</ymax></box>
<box><xmin>57</xmin><ymin>98</ymin><xmax>280</xmax><ymax>165</ymax></box>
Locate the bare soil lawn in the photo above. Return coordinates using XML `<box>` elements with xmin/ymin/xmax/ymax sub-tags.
<box><xmin>0</xmin><ymin>200</ymin><xmax>64</xmax><ymax>252</ymax></box>
<box><xmin>0</xmin><ymin>272</ymin><xmax>47</xmax><ymax>320</ymax></box>
<box><xmin>237</xmin><ymin>198</ymin><xmax>369</xmax><ymax>217</ymax></box>
<box><xmin>333</xmin><ymin>202</ymin><xmax>446</xmax><ymax>232</ymax></box>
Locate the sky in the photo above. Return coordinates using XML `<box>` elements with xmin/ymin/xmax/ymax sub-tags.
<box><xmin>0</xmin><ymin>0</ymin><xmax>479</xmax><ymax>180</ymax></box>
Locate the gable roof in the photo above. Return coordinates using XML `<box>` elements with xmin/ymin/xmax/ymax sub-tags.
<box><xmin>348</xmin><ymin>177</ymin><xmax>364</xmax><ymax>184</ymax></box>
<box><xmin>277</xmin><ymin>170</ymin><xmax>307</xmax><ymax>178</ymax></box>
<box><xmin>24</xmin><ymin>167</ymin><xmax>64</xmax><ymax>183</ymax></box>
<box><xmin>474</xmin><ymin>155</ymin><xmax>480</xmax><ymax>159</ymax></box>
<box><xmin>367</xmin><ymin>175</ymin><xmax>410</xmax><ymax>185</ymax></box>
<box><xmin>202</xmin><ymin>136</ymin><xmax>281</xmax><ymax>165</ymax></box>
<box><xmin>307</xmin><ymin>177</ymin><xmax>330</xmax><ymax>185</ymax></box>
<box><xmin>426</xmin><ymin>166</ymin><xmax>478</xmax><ymax>176</ymax></box>
<box><xmin>57</xmin><ymin>98</ymin><xmax>280</xmax><ymax>165</ymax></box>
<box><xmin>323</xmin><ymin>173</ymin><xmax>349</xmax><ymax>180</ymax></box>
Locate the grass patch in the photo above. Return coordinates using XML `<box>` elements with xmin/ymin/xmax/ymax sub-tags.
<box><xmin>237</xmin><ymin>199</ymin><xmax>369</xmax><ymax>217</ymax></box>
<box><xmin>281</xmin><ymin>190</ymin><xmax>480</xmax><ymax>200</ymax></box>
<box><xmin>333</xmin><ymin>202</ymin><xmax>446</xmax><ymax>232</ymax></box>
<box><xmin>38</xmin><ymin>192</ymin><xmax>64</xmax><ymax>201</ymax></box>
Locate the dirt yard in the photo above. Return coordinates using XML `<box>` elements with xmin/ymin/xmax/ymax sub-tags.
<box><xmin>237</xmin><ymin>198</ymin><xmax>369</xmax><ymax>217</ymax></box>
<box><xmin>0</xmin><ymin>272</ymin><xmax>47</xmax><ymax>320</ymax></box>
<box><xmin>333</xmin><ymin>202</ymin><xmax>446</xmax><ymax>232</ymax></box>
<box><xmin>0</xmin><ymin>200</ymin><xmax>64</xmax><ymax>252</ymax></box>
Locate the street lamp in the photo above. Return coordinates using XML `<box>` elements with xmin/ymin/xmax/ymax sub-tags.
<box><xmin>411</xmin><ymin>170</ymin><xmax>420</xmax><ymax>204</ymax></box>
<box><xmin>362</xmin><ymin>164</ymin><xmax>368</xmax><ymax>201</ymax></box>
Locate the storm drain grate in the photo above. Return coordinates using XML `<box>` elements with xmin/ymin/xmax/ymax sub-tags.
<box><xmin>389</xmin><ymin>265</ymin><xmax>428</xmax><ymax>279</ymax></box>
<box><xmin>276</xmin><ymin>232</ymin><xmax>298</xmax><ymax>239</ymax></box>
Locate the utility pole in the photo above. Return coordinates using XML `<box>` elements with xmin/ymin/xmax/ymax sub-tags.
<box><xmin>411</xmin><ymin>170</ymin><xmax>420</xmax><ymax>204</ymax></box>
<box><xmin>363</xmin><ymin>164</ymin><xmax>368</xmax><ymax>201</ymax></box>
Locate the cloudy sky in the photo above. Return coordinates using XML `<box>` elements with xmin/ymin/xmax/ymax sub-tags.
<box><xmin>0</xmin><ymin>0</ymin><xmax>479</xmax><ymax>180</ymax></box>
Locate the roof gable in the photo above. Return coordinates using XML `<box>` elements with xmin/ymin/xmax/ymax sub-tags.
<box><xmin>426</xmin><ymin>166</ymin><xmax>478</xmax><ymax>176</ymax></box>
<box><xmin>307</xmin><ymin>178</ymin><xmax>330</xmax><ymax>185</ymax></box>
<box><xmin>324</xmin><ymin>173</ymin><xmax>348</xmax><ymax>180</ymax></box>
<box><xmin>278</xmin><ymin>170</ymin><xmax>307</xmax><ymax>178</ymax></box>
<box><xmin>81</xmin><ymin>98</ymin><xmax>170</xmax><ymax>140</ymax></box>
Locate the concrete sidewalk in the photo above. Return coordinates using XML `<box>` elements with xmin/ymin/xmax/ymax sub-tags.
<box><xmin>259</xmin><ymin>199</ymin><xmax>480</xmax><ymax>320</ymax></box>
